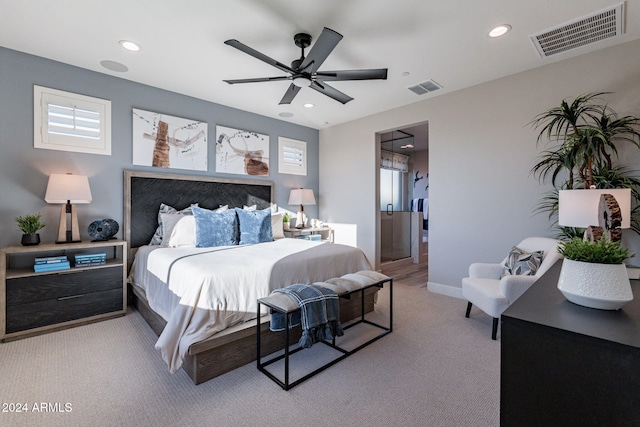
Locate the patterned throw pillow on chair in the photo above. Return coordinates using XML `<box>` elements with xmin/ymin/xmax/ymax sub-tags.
<box><xmin>501</xmin><ymin>246</ymin><xmax>544</xmax><ymax>278</ymax></box>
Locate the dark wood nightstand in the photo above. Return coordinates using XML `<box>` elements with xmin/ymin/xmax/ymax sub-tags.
<box><xmin>1</xmin><ymin>240</ymin><xmax>127</xmax><ymax>342</ymax></box>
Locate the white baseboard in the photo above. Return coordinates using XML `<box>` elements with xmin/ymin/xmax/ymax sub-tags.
<box><xmin>427</xmin><ymin>281</ymin><xmax>464</xmax><ymax>299</ymax></box>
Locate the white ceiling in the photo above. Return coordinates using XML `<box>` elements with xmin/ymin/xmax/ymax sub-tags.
<box><xmin>2</xmin><ymin>0</ymin><xmax>639</xmax><ymax>130</ymax></box>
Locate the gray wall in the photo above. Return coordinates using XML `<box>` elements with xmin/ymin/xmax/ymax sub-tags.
<box><xmin>0</xmin><ymin>47</ymin><xmax>319</xmax><ymax>247</ymax></box>
<box><xmin>320</xmin><ymin>39</ymin><xmax>640</xmax><ymax>293</ymax></box>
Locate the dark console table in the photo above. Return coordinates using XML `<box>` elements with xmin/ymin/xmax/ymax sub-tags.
<box><xmin>501</xmin><ymin>260</ymin><xmax>640</xmax><ymax>426</ymax></box>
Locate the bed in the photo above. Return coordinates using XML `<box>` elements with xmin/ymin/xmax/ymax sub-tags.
<box><xmin>124</xmin><ymin>170</ymin><xmax>377</xmax><ymax>384</ymax></box>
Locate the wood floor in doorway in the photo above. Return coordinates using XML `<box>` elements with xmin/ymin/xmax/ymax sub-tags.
<box><xmin>381</xmin><ymin>254</ymin><xmax>428</xmax><ymax>288</ymax></box>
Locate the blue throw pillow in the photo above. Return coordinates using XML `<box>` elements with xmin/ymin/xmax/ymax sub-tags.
<box><xmin>235</xmin><ymin>207</ymin><xmax>273</xmax><ymax>245</ymax></box>
<box><xmin>192</xmin><ymin>206</ymin><xmax>238</xmax><ymax>247</ymax></box>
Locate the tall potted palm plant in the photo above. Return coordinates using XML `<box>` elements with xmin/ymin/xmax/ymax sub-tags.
<box><xmin>530</xmin><ymin>92</ymin><xmax>640</xmax><ymax>235</ymax></box>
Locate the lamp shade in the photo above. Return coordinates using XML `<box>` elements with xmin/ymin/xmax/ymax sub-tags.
<box><xmin>45</xmin><ymin>174</ymin><xmax>92</xmax><ymax>204</ymax></box>
<box><xmin>558</xmin><ymin>189</ymin><xmax>631</xmax><ymax>229</ymax></box>
<box><xmin>288</xmin><ymin>188</ymin><xmax>316</xmax><ymax>206</ymax></box>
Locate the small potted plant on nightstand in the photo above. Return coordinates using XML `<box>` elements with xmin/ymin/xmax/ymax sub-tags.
<box><xmin>15</xmin><ymin>213</ymin><xmax>46</xmax><ymax>246</ymax></box>
<box><xmin>557</xmin><ymin>237</ymin><xmax>635</xmax><ymax>310</ymax></box>
<box><xmin>283</xmin><ymin>212</ymin><xmax>291</xmax><ymax>231</ymax></box>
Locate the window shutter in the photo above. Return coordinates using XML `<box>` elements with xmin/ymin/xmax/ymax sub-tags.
<box><xmin>47</xmin><ymin>104</ymin><xmax>101</xmax><ymax>139</ymax></box>
<box><xmin>282</xmin><ymin>145</ymin><xmax>304</xmax><ymax>168</ymax></box>
<box><xmin>278</xmin><ymin>137</ymin><xmax>307</xmax><ymax>175</ymax></box>
<box><xmin>34</xmin><ymin>85</ymin><xmax>111</xmax><ymax>155</ymax></box>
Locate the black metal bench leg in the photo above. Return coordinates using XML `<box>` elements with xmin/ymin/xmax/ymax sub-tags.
<box><xmin>256</xmin><ymin>303</ymin><xmax>262</xmax><ymax>369</ymax></box>
<box><xmin>492</xmin><ymin>317</ymin><xmax>498</xmax><ymax>340</ymax></box>
<box><xmin>465</xmin><ymin>301</ymin><xmax>472</xmax><ymax>318</ymax></box>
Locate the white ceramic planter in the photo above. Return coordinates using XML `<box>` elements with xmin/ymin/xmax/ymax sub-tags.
<box><xmin>558</xmin><ymin>259</ymin><xmax>633</xmax><ymax>310</ymax></box>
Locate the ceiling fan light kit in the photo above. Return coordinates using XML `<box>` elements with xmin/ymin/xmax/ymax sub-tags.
<box><xmin>292</xmin><ymin>76</ymin><xmax>312</xmax><ymax>88</ymax></box>
<box><xmin>223</xmin><ymin>27</ymin><xmax>387</xmax><ymax>105</ymax></box>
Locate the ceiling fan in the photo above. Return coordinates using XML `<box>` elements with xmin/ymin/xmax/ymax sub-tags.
<box><xmin>223</xmin><ymin>27</ymin><xmax>388</xmax><ymax>105</ymax></box>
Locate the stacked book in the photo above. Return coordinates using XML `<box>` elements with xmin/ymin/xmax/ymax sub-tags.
<box><xmin>74</xmin><ymin>253</ymin><xmax>107</xmax><ymax>267</ymax></box>
<box><xmin>296</xmin><ymin>234</ymin><xmax>322</xmax><ymax>241</ymax></box>
<box><xmin>34</xmin><ymin>256</ymin><xmax>70</xmax><ymax>273</ymax></box>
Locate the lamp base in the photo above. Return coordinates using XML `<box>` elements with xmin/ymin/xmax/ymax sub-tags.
<box><xmin>295</xmin><ymin>205</ymin><xmax>307</xmax><ymax>229</ymax></box>
<box><xmin>55</xmin><ymin>203</ymin><xmax>81</xmax><ymax>243</ymax></box>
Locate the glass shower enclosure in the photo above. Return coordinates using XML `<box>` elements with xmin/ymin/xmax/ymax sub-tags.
<box><xmin>380</xmin><ymin>130</ymin><xmax>413</xmax><ymax>263</ymax></box>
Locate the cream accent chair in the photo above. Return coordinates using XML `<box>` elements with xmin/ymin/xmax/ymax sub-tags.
<box><xmin>462</xmin><ymin>237</ymin><xmax>562</xmax><ymax>340</ymax></box>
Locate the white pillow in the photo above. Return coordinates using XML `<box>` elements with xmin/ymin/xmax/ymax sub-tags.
<box><xmin>159</xmin><ymin>213</ymin><xmax>186</xmax><ymax>247</ymax></box>
<box><xmin>217</xmin><ymin>205</ymin><xmax>229</xmax><ymax>212</ymax></box>
<box><xmin>167</xmin><ymin>215</ymin><xmax>196</xmax><ymax>247</ymax></box>
<box><xmin>150</xmin><ymin>203</ymin><xmax>197</xmax><ymax>245</ymax></box>
<box><xmin>271</xmin><ymin>211</ymin><xmax>285</xmax><ymax>239</ymax></box>
<box><xmin>243</xmin><ymin>205</ymin><xmax>257</xmax><ymax>211</ymax></box>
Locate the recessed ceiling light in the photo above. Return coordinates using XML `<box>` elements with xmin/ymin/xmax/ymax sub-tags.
<box><xmin>279</xmin><ymin>112</ymin><xmax>294</xmax><ymax>118</ymax></box>
<box><xmin>488</xmin><ymin>24</ymin><xmax>512</xmax><ymax>38</ymax></box>
<box><xmin>119</xmin><ymin>40</ymin><xmax>141</xmax><ymax>51</ymax></box>
<box><xmin>402</xmin><ymin>71</ymin><xmax>410</xmax><ymax>77</ymax></box>
<box><xmin>100</xmin><ymin>60</ymin><xmax>128</xmax><ymax>72</ymax></box>
<box><xmin>303</xmin><ymin>103</ymin><xmax>314</xmax><ymax>108</ymax></box>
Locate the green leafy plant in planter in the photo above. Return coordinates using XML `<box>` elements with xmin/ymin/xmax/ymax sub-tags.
<box><xmin>557</xmin><ymin>237</ymin><xmax>635</xmax><ymax>310</ymax></box>
<box><xmin>558</xmin><ymin>237</ymin><xmax>634</xmax><ymax>264</ymax></box>
<box><xmin>15</xmin><ymin>213</ymin><xmax>46</xmax><ymax>246</ymax></box>
<box><xmin>530</xmin><ymin>92</ymin><xmax>640</xmax><ymax>237</ymax></box>
<box><xmin>282</xmin><ymin>212</ymin><xmax>291</xmax><ymax>231</ymax></box>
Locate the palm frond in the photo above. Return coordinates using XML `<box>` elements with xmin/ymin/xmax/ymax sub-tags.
<box><xmin>529</xmin><ymin>92</ymin><xmax>611</xmax><ymax>146</ymax></box>
<box><xmin>529</xmin><ymin>92</ymin><xmax>640</xmax><ymax>236</ymax></box>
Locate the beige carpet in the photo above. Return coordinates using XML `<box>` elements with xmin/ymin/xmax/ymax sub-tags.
<box><xmin>0</xmin><ymin>282</ymin><xmax>499</xmax><ymax>427</ymax></box>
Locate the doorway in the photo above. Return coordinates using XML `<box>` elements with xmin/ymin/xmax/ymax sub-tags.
<box><xmin>378</xmin><ymin>123</ymin><xmax>429</xmax><ymax>266</ymax></box>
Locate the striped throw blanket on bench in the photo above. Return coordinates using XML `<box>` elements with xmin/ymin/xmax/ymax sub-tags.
<box><xmin>270</xmin><ymin>284</ymin><xmax>344</xmax><ymax>348</ymax></box>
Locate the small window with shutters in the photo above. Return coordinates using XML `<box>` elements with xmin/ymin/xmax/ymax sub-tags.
<box><xmin>34</xmin><ymin>85</ymin><xmax>111</xmax><ymax>155</ymax></box>
<box><xmin>278</xmin><ymin>137</ymin><xmax>307</xmax><ymax>176</ymax></box>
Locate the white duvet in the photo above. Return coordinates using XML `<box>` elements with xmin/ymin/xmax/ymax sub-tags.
<box><xmin>129</xmin><ymin>239</ymin><xmax>372</xmax><ymax>373</ymax></box>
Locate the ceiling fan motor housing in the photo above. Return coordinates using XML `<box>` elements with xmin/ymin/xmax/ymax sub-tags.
<box><xmin>291</xmin><ymin>58</ymin><xmax>304</xmax><ymax>70</ymax></box>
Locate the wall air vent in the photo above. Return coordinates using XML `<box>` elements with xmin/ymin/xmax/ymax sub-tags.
<box><xmin>530</xmin><ymin>2</ymin><xmax>625</xmax><ymax>58</ymax></box>
<box><xmin>408</xmin><ymin>79</ymin><xmax>442</xmax><ymax>95</ymax></box>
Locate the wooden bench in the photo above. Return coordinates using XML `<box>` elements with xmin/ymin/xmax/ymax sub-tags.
<box><xmin>256</xmin><ymin>270</ymin><xmax>393</xmax><ymax>390</ymax></box>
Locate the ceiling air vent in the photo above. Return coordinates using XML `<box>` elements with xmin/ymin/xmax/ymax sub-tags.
<box><xmin>530</xmin><ymin>2</ymin><xmax>625</xmax><ymax>58</ymax></box>
<box><xmin>408</xmin><ymin>79</ymin><xmax>442</xmax><ymax>95</ymax></box>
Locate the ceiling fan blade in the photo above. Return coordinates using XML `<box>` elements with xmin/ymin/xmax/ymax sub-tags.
<box><xmin>224</xmin><ymin>76</ymin><xmax>290</xmax><ymax>84</ymax></box>
<box><xmin>309</xmin><ymin>81</ymin><xmax>353</xmax><ymax>104</ymax></box>
<box><xmin>315</xmin><ymin>68</ymin><xmax>388</xmax><ymax>81</ymax></box>
<box><xmin>224</xmin><ymin>39</ymin><xmax>295</xmax><ymax>75</ymax></box>
<box><xmin>299</xmin><ymin>28</ymin><xmax>343</xmax><ymax>73</ymax></box>
<box><xmin>279</xmin><ymin>84</ymin><xmax>301</xmax><ymax>105</ymax></box>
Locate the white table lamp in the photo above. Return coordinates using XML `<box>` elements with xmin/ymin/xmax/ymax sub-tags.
<box><xmin>558</xmin><ymin>188</ymin><xmax>630</xmax><ymax>241</ymax></box>
<box><xmin>45</xmin><ymin>173</ymin><xmax>92</xmax><ymax>243</ymax></box>
<box><xmin>288</xmin><ymin>188</ymin><xmax>316</xmax><ymax>229</ymax></box>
